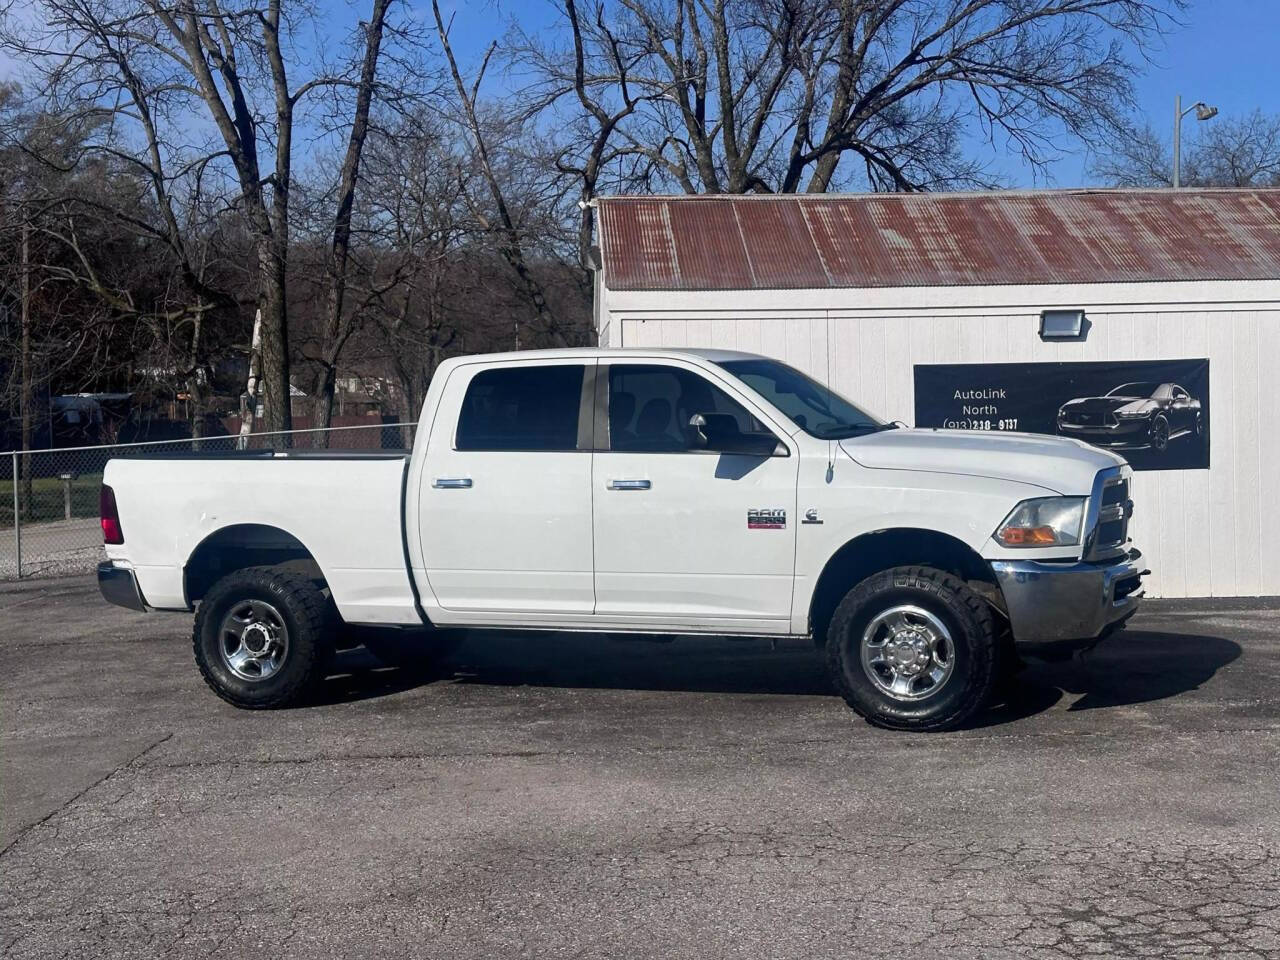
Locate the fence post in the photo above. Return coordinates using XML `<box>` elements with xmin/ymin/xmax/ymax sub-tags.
<box><xmin>12</xmin><ymin>451</ymin><xmax>21</xmax><ymax>579</ymax></box>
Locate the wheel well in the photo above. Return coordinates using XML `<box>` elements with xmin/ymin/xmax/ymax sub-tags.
<box><xmin>808</xmin><ymin>528</ymin><xmax>1003</xmax><ymax>646</ymax></box>
<box><xmin>184</xmin><ymin>524</ymin><xmax>323</xmax><ymax>605</ymax></box>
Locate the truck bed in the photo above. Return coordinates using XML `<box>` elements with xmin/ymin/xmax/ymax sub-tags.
<box><xmin>103</xmin><ymin>452</ymin><xmax>422</xmax><ymax>625</ymax></box>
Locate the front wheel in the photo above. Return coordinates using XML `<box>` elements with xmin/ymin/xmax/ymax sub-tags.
<box><xmin>193</xmin><ymin>566</ymin><xmax>335</xmax><ymax>709</ymax></box>
<box><xmin>825</xmin><ymin>566</ymin><xmax>997</xmax><ymax>731</ymax></box>
<box><xmin>1149</xmin><ymin>414</ymin><xmax>1170</xmax><ymax>452</ymax></box>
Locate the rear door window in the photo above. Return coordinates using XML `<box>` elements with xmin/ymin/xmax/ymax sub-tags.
<box><xmin>456</xmin><ymin>365</ymin><xmax>586</xmax><ymax>451</ymax></box>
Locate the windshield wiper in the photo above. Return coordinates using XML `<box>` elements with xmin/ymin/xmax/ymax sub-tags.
<box><xmin>815</xmin><ymin>423</ymin><xmax>891</xmax><ymax>440</ymax></box>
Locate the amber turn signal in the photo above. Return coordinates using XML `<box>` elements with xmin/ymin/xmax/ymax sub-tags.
<box><xmin>997</xmin><ymin>525</ymin><xmax>1058</xmax><ymax>546</ymax></box>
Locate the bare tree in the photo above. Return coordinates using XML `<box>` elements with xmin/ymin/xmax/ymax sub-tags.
<box><xmin>306</xmin><ymin>0</ymin><xmax>435</xmax><ymax>435</ymax></box>
<box><xmin>0</xmin><ymin>0</ymin><xmax>419</xmax><ymax>435</ymax></box>
<box><xmin>512</xmin><ymin>0</ymin><xmax>655</xmax><ymax>266</ymax></box>
<box><xmin>136</xmin><ymin>0</ymin><xmax>298</xmax><ymax>433</ymax></box>
<box><xmin>1095</xmin><ymin>110</ymin><xmax>1280</xmax><ymax>188</ymax></box>
<box><xmin>0</xmin><ymin>92</ymin><xmax>139</xmax><ymax>462</ymax></box>
<box><xmin>432</xmin><ymin>0</ymin><xmax>571</xmax><ymax>349</ymax></box>
<box><xmin>516</xmin><ymin>0</ymin><xmax>1182</xmax><ymax>198</ymax></box>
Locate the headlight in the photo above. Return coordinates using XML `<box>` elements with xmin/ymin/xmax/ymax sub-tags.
<box><xmin>1116</xmin><ymin>406</ymin><xmax>1153</xmax><ymax>419</ymax></box>
<box><xmin>993</xmin><ymin>497</ymin><xmax>1085</xmax><ymax>547</ymax></box>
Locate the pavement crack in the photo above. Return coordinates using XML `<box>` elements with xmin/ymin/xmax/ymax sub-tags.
<box><xmin>0</xmin><ymin>731</ymin><xmax>173</xmax><ymax>859</ymax></box>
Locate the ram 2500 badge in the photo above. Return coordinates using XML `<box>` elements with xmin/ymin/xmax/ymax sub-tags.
<box><xmin>98</xmin><ymin>349</ymin><xmax>1144</xmax><ymax>731</ymax></box>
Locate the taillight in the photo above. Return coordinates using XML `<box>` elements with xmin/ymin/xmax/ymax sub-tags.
<box><xmin>100</xmin><ymin>484</ymin><xmax>124</xmax><ymax>544</ymax></box>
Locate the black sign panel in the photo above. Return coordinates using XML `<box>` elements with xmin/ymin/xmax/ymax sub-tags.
<box><xmin>913</xmin><ymin>359</ymin><xmax>1210</xmax><ymax>472</ymax></box>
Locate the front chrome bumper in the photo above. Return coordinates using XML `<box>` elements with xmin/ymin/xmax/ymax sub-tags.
<box><xmin>98</xmin><ymin>561</ymin><xmax>149</xmax><ymax>612</ymax></box>
<box><xmin>1057</xmin><ymin>419</ymin><xmax>1153</xmax><ymax>450</ymax></box>
<box><xmin>990</xmin><ymin>549</ymin><xmax>1144</xmax><ymax>645</ymax></box>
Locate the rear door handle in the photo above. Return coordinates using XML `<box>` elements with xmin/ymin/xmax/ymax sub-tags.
<box><xmin>607</xmin><ymin>479</ymin><xmax>650</xmax><ymax>491</ymax></box>
<box><xmin>433</xmin><ymin>477</ymin><xmax>473</xmax><ymax>489</ymax></box>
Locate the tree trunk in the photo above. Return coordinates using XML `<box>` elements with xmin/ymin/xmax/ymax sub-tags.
<box><xmin>256</xmin><ymin>237</ymin><xmax>292</xmax><ymax>440</ymax></box>
<box><xmin>806</xmin><ymin>153</ymin><xmax>840</xmax><ymax>193</ymax></box>
<box><xmin>432</xmin><ymin>0</ymin><xmax>568</xmax><ymax>349</ymax></box>
<box><xmin>260</xmin><ymin>0</ymin><xmax>294</xmax><ymax>445</ymax></box>
<box><xmin>312</xmin><ymin>0</ymin><xmax>394</xmax><ymax>444</ymax></box>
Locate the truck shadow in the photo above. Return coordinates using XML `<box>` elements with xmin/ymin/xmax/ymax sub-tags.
<box><xmin>968</xmin><ymin>629</ymin><xmax>1241</xmax><ymax>728</ymax></box>
<box><xmin>316</xmin><ymin>634</ymin><xmax>834</xmax><ymax>703</ymax></box>
<box><xmin>315</xmin><ymin>627</ymin><xmax>1241</xmax><ymax>725</ymax></box>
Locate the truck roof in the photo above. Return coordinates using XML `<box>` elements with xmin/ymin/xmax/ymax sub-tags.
<box><xmin>450</xmin><ymin>347</ymin><xmax>768</xmax><ymax>364</ymax></box>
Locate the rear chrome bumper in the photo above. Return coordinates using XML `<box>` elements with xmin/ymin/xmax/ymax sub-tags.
<box><xmin>97</xmin><ymin>561</ymin><xmax>148</xmax><ymax>612</ymax></box>
<box><xmin>990</xmin><ymin>549</ymin><xmax>1144</xmax><ymax>645</ymax></box>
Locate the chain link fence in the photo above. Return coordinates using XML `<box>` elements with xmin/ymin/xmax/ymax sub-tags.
<box><xmin>0</xmin><ymin>421</ymin><xmax>416</xmax><ymax>582</ymax></box>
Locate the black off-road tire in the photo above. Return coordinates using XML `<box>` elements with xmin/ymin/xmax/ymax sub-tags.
<box><xmin>193</xmin><ymin>566</ymin><xmax>334</xmax><ymax>709</ymax></box>
<box><xmin>825</xmin><ymin>565</ymin><xmax>998</xmax><ymax>732</ymax></box>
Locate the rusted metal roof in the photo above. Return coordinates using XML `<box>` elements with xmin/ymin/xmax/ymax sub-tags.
<box><xmin>596</xmin><ymin>189</ymin><xmax>1280</xmax><ymax>291</ymax></box>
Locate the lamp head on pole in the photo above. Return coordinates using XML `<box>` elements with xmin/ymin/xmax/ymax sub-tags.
<box><xmin>1181</xmin><ymin>99</ymin><xmax>1219</xmax><ymax>122</ymax></box>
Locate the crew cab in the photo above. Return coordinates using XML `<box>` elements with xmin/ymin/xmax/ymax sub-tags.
<box><xmin>98</xmin><ymin>349</ymin><xmax>1145</xmax><ymax>731</ymax></box>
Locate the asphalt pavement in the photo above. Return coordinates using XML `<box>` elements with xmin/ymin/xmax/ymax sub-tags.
<box><xmin>2</xmin><ymin>576</ymin><xmax>1279</xmax><ymax>959</ymax></box>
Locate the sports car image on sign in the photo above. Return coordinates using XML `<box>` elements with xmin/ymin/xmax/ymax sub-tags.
<box><xmin>1057</xmin><ymin>382</ymin><xmax>1204</xmax><ymax>453</ymax></box>
<box><xmin>913</xmin><ymin>358</ymin><xmax>1209</xmax><ymax>472</ymax></box>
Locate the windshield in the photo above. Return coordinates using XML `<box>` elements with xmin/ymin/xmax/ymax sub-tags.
<box><xmin>1107</xmin><ymin>382</ymin><xmax>1159</xmax><ymax>398</ymax></box>
<box><xmin>717</xmin><ymin>358</ymin><xmax>887</xmax><ymax>439</ymax></box>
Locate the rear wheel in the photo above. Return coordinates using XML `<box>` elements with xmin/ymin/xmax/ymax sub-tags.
<box><xmin>825</xmin><ymin>565</ymin><xmax>997</xmax><ymax>731</ymax></box>
<box><xmin>193</xmin><ymin>566</ymin><xmax>334</xmax><ymax>709</ymax></box>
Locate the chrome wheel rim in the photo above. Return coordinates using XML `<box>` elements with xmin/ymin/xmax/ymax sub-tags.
<box><xmin>219</xmin><ymin>599</ymin><xmax>289</xmax><ymax>682</ymax></box>
<box><xmin>860</xmin><ymin>604</ymin><xmax>955</xmax><ymax>702</ymax></box>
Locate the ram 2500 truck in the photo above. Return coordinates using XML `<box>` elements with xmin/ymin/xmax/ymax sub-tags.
<box><xmin>98</xmin><ymin>348</ymin><xmax>1144</xmax><ymax>731</ymax></box>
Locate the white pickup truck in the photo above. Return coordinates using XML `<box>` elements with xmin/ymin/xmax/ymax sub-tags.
<box><xmin>98</xmin><ymin>348</ymin><xmax>1144</xmax><ymax>730</ymax></box>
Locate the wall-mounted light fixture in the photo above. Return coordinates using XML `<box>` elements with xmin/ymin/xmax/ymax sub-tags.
<box><xmin>1039</xmin><ymin>309</ymin><xmax>1087</xmax><ymax>341</ymax></box>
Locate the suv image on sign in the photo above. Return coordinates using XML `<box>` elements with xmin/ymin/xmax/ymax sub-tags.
<box><xmin>1057</xmin><ymin>382</ymin><xmax>1203</xmax><ymax>453</ymax></box>
<box><xmin>96</xmin><ymin>348</ymin><xmax>1145</xmax><ymax>732</ymax></box>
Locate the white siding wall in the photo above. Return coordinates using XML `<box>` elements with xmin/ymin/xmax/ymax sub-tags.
<box><xmin>607</xmin><ymin>283</ymin><xmax>1280</xmax><ymax>599</ymax></box>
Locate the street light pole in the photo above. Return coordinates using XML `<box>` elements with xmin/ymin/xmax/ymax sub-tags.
<box><xmin>1174</xmin><ymin>94</ymin><xmax>1182</xmax><ymax>189</ymax></box>
<box><xmin>1173</xmin><ymin>95</ymin><xmax>1219</xmax><ymax>188</ymax></box>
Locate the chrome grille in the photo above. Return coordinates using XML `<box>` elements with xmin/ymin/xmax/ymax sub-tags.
<box><xmin>1090</xmin><ymin>472</ymin><xmax>1132</xmax><ymax>557</ymax></box>
<box><xmin>1102</xmin><ymin>478</ymin><xmax>1129</xmax><ymax>508</ymax></box>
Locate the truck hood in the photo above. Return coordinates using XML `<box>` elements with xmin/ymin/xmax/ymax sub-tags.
<box><xmin>840</xmin><ymin>429</ymin><xmax>1124</xmax><ymax>495</ymax></box>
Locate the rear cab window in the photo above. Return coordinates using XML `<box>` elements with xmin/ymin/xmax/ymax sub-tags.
<box><xmin>456</xmin><ymin>364</ymin><xmax>586</xmax><ymax>451</ymax></box>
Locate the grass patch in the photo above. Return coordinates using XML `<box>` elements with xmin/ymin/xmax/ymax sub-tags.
<box><xmin>0</xmin><ymin>475</ymin><xmax>104</xmax><ymax>529</ymax></box>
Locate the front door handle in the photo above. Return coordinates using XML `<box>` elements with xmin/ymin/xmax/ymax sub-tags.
<box><xmin>607</xmin><ymin>479</ymin><xmax>650</xmax><ymax>491</ymax></box>
<box><xmin>433</xmin><ymin>477</ymin><xmax>473</xmax><ymax>489</ymax></box>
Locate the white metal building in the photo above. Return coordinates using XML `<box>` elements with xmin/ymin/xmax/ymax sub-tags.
<box><xmin>592</xmin><ymin>189</ymin><xmax>1280</xmax><ymax>599</ymax></box>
